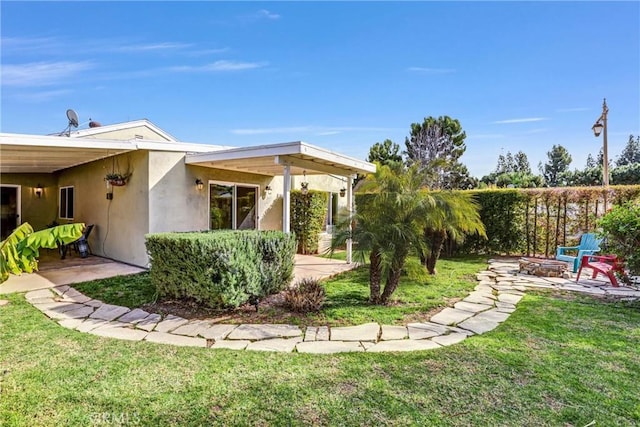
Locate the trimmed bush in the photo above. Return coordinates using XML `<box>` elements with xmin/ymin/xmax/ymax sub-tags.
<box><xmin>291</xmin><ymin>190</ymin><xmax>329</xmax><ymax>254</ymax></box>
<box><xmin>145</xmin><ymin>230</ymin><xmax>295</xmax><ymax>309</ymax></box>
<box><xmin>284</xmin><ymin>278</ymin><xmax>326</xmax><ymax>313</ymax></box>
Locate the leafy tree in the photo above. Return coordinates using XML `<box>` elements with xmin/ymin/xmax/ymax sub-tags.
<box><xmin>585</xmin><ymin>153</ymin><xmax>597</xmax><ymax>169</ymax></box>
<box><xmin>616</xmin><ymin>134</ymin><xmax>640</xmax><ymax>166</ymax></box>
<box><xmin>367</xmin><ymin>139</ymin><xmax>403</xmax><ymax>167</ymax></box>
<box><xmin>514</xmin><ymin>151</ymin><xmax>531</xmax><ymax>174</ymax></box>
<box><xmin>597</xmin><ymin>199</ymin><xmax>640</xmax><ymax>276</ymax></box>
<box><xmin>611</xmin><ymin>163</ymin><xmax>640</xmax><ymax>185</ymax></box>
<box><xmin>542</xmin><ymin>144</ymin><xmax>572</xmax><ymax>186</ymax></box>
<box><xmin>404</xmin><ymin>116</ymin><xmax>467</xmax><ymax>189</ymax></box>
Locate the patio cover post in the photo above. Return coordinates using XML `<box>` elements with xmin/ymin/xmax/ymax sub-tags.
<box><xmin>346</xmin><ymin>175</ymin><xmax>353</xmax><ymax>264</ymax></box>
<box><xmin>283</xmin><ymin>164</ymin><xmax>291</xmax><ymax>233</ymax></box>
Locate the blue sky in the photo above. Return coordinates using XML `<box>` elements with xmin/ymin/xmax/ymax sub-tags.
<box><xmin>2</xmin><ymin>1</ymin><xmax>639</xmax><ymax>177</ymax></box>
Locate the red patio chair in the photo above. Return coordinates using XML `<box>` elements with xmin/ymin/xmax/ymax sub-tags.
<box><xmin>575</xmin><ymin>254</ymin><xmax>623</xmax><ymax>287</ymax></box>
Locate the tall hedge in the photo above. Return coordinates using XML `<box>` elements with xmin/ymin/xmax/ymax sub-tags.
<box><xmin>454</xmin><ymin>185</ymin><xmax>640</xmax><ymax>257</ymax></box>
<box><xmin>291</xmin><ymin>190</ymin><xmax>329</xmax><ymax>254</ymax></box>
<box><xmin>145</xmin><ymin>230</ymin><xmax>296</xmax><ymax>309</ymax></box>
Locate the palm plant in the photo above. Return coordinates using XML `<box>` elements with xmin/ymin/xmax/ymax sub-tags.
<box><xmin>419</xmin><ymin>191</ymin><xmax>486</xmax><ymax>274</ymax></box>
<box><xmin>333</xmin><ymin>163</ymin><xmax>486</xmax><ymax>304</ymax></box>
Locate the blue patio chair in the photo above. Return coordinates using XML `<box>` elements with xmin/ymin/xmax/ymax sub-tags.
<box><xmin>556</xmin><ymin>233</ymin><xmax>602</xmax><ymax>273</ymax></box>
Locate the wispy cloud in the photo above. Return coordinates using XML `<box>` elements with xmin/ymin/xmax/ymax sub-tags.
<box><xmin>170</xmin><ymin>60</ymin><xmax>268</xmax><ymax>72</ymax></box>
<box><xmin>257</xmin><ymin>9</ymin><xmax>280</xmax><ymax>20</ymax></box>
<box><xmin>186</xmin><ymin>47</ymin><xmax>230</xmax><ymax>56</ymax></box>
<box><xmin>492</xmin><ymin>117</ymin><xmax>549</xmax><ymax>124</ymax></box>
<box><xmin>230</xmin><ymin>126</ymin><xmax>400</xmax><ymax>136</ymax></box>
<box><xmin>555</xmin><ymin>107</ymin><xmax>589</xmax><ymax>113</ymax></box>
<box><xmin>112</xmin><ymin>42</ymin><xmax>193</xmax><ymax>53</ymax></box>
<box><xmin>1</xmin><ymin>61</ymin><xmax>94</xmax><ymax>87</ymax></box>
<box><xmin>0</xmin><ymin>36</ymin><xmax>62</xmax><ymax>54</ymax></box>
<box><xmin>407</xmin><ymin>67</ymin><xmax>456</xmax><ymax>74</ymax></box>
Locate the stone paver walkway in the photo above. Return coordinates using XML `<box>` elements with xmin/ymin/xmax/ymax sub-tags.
<box><xmin>11</xmin><ymin>259</ymin><xmax>640</xmax><ymax>353</ymax></box>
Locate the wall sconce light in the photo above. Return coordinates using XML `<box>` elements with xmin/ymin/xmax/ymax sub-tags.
<box><xmin>301</xmin><ymin>171</ymin><xmax>309</xmax><ymax>195</ymax></box>
<box><xmin>339</xmin><ymin>187</ymin><xmax>346</xmax><ymax>197</ymax></box>
<box><xmin>264</xmin><ymin>185</ymin><xmax>272</xmax><ymax>197</ymax></box>
<box><xmin>35</xmin><ymin>184</ymin><xmax>43</xmax><ymax>198</ymax></box>
<box><xmin>195</xmin><ymin>179</ymin><xmax>204</xmax><ymax>191</ymax></box>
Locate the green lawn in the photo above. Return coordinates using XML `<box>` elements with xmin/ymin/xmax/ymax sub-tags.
<box><xmin>73</xmin><ymin>255</ymin><xmax>489</xmax><ymax>326</ymax></box>
<box><xmin>1</xmin><ymin>291</ymin><xmax>639</xmax><ymax>425</ymax></box>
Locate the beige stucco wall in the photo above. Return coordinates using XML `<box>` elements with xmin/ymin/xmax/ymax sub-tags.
<box><xmin>56</xmin><ymin>150</ymin><xmax>150</xmax><ymax>267</ymax></box>
<box><xmin>148</xmin><ymin>151</ymin><xmax>285</xmax><ymax>234</ymax></box>
<box><xmin>0</xmin><ymin>173</ymin><xmax>58</xmax><ymax>231</ymax></box>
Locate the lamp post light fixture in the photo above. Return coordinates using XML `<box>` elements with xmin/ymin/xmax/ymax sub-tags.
<box><xmin>301</xmin><ymin>171</ymin><xmax>309</xmax><ymax>195</ymax></box>
<box><xmin>591</xmin><ymin>98</ymin><xmax>609</xmax><ymax>187</ymax></box>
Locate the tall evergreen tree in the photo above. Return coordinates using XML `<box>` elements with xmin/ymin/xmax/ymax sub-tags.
<box><xmin>514</xmin><ymin>151</ymin><xmax>531</xmax><ymax>174</ymax></box>
<box><xmin>542</xmin><ymin>145</ymin><xmax>572</xmax><ymax>186</ymax></box>
<box><xmin>367</xmin><ymin>139</ymin><xmax>403</xmax><ymax>167</ymax></box>
<box><xmin>616</xmin><ymin>134</ymin><xmax>640</xmax><ymax>166</ymax></box>
<box><xmin>404</xmin><ymin>116</ymin><xmax>467</xmax><ymax>189</ymax></box>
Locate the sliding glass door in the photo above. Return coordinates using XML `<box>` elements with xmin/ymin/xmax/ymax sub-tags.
<box><xmin>209</xmin><ymin>182</ymin><xmax>257</xmax><ymax>230</ymax></box>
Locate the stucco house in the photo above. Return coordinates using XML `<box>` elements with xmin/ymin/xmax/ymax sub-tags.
<box><xmin>0</xmin><ymin>120</ymin><xmax>375</xmax><ymax>267</ymax></box>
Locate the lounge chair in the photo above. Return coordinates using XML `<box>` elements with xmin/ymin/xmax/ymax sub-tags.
<box><xmin>556</xmin><ymin>233</ymin><xmax>602</xmax><ymax>273</ymax></box>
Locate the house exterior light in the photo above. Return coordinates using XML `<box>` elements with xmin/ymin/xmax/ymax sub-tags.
<box><xmin>35</xmin><ymin>184</ymin><xmax>43</xmax><ymax>198</ymax></box>
<box><xmin>195</xmin><ymin>179</ymin><xmax>204</xmax><ymax>191</ymax></box>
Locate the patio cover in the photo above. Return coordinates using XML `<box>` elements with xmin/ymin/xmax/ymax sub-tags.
<box><xmin>186</xmin><ymin>141</ymin><xmax>377</xmax><ymax>263</ymax></box>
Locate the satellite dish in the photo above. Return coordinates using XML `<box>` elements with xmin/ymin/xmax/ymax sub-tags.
<box><xmin>66</xmin><ymin>109</ymin><xmax>79</xmax><ymax>128</ymax></box>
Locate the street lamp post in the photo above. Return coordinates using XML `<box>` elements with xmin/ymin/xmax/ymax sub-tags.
<box><xmin>591</xmin><ymin>98</ymin><xmax>609</xmax><ymax>187</ymax></box>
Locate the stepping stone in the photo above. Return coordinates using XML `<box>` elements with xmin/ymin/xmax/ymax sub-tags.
<box><xmin>497</xmin><ymin>293</ymin><xmax>523</xmax><ymax>305</ymax></box>
<box><xmin>304</xmin><ymin>326</ymin><xmax>318</xmax><ymax>341</ymax></box>
<box><xmin>330</xmin><ymin>322</ymin><xmax>379</xmax><ymax>342</ymax></box>
<box><xmin>61</xmin><ymin>294</ymin><xmax>92</xmax><ymax>304</ymax></box>
<box><xmin>136</xmin><ymin>314</ymin><xmax>162</xmax><ymax>332</ymax></box>
<box><xmin>296</xmin><ymin>341</ymin><xmax>364</xmax><ymax>354</ymax></box>
<box><xmin>58</xmin><ymin>318</ymin><xmax>85</xmax><ymax>329</ymax></box>
<box><xmin>432</xmin><ymin>333</ymin><xmax>468</xmax><ymax>346</ymax></box>
<box><xmin>90</xmin><ymin>304</ymin><xmax>130</xmax><ymax>321</ymax></box>
<box><xmin>145</xmin><ymin>331</ymin><xmax>207</xmax><ymax>347</ymax></box>
<box><xmin>430</xmin><ymin>308</ymin><xmax>475</xmax><ymax>326</ymax></box>
<box><xmin>154</xmin><ymin>315</ymin><xmax>189</xmax><ymax>333</ymax></box>
<box><xmin>33</xmin><ymin>302</ymin><xmax>83</xmax><ymax>313</ymax></box>
<box><xmin>210</xmin><ymin>340</ymin><xmax>250</xmax><ymax>350</ymax></box>
<box><xmin>407</xmin><ymin>322</ymin><xmax>447</xmax><ymax>339</ymax></box>
<box><xmin>85</xmin><ymin>299</ymin><xmax>104</xmax><ymax>307</ymax></box>
<box><xmin>51</xmin><ymin>285</ymin><xmax>70</xmax><ymax>296</ymax></box>
<box><xmin>367</xmin><ymin>339</ymin><xmax>440</xmax><ymax>353</ymax></box>
<box><xmin>226</xmin><ymin>324</ymin><xmax>302</xmax><ymax>340</ymax></box>
<box><xmin>28</xmin><ymin>297</ymin><xmax>57</xmax><ymax>304</ymax></box>
<box><xmin>172</xmin><ymin>320</ymin><xmax>212</xmax><ymax>337</ymax></box>
<box><xmin>454</xmin><ymin>301</ymin><xmax>493</xmax><ymax>313</ymax></box>
<box><xmin>25</xmin><ymin>289</ymin><xmax>54</xmax><ymax>301</ymax></box>
<box><xmin>0</xmin><ymin>299</ymin><xmax>7</xmax><ymax>307</ymax></box>
<box><xmin>61</xmin><ymin>288</ymin><xmax>86</xmax><ymax>298</ymax></box>
<box><xmin>246</xmin><ymin>337</ymin><xmax>302</xmax><ymax>352</ymax></box>
<box><xmin>76</xmin><ymin>318</ymin><xmax>110</xmax><ymax>333</ymax></box>
<box><xmin>199</xmin><ymin>324</ymin><xmax>237</xmax><ymax>340</ymax></box>
<box><xmin>380</xmin><ymin>325</ymin><xmax>408</xmax><ymax>341</ymax></box>
<box><xmin>498</xmin><ymin>289</ymin><xmax>525</xmax><ymax>296</ymax></box>
<box><xmin>316</xmin><ymin>326</ymin><xmax>329</xmax><ymax>341</ymax></box>
<box><xmin>495</xmin><ymin>305</ymin><xmax>516</xmax><ymax>314</ymax></box>
<box><xmin>61</xmin><ymin>305</ymin><xmax>95</xmax><ymax>319</ymax></box>
<box><xmin>457</xmin><ymin>317</ymin><xmax>500</xmax><ymax>335</ymax></box>
<box><xmin>473</xmin><ymin>309</ymin><xmax>511</xmax><ymax>323</ymax></box>
<box><xmin>520</xmin><ymin>283</ymin><xmax>555</xmax><ymax>289</ymax></box>
<box><xmin>91</xmin><ymin>327</ymin><xmax>148</xmax><ymax>341</ymax></box>
<box><xmin>118</xmin><ymin>308</ymin><xmax>150</xmax><ymax>324</ymax></box>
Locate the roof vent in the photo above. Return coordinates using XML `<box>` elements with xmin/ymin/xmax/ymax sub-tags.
<box><xmin>89</xmin><ymin>121</ymin><xmax>102</xmax><ymax>128</ymax></box>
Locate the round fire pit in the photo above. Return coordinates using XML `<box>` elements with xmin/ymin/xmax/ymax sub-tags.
<box><xmin>519</xmin><ymin>257</ymin><xmax>569</xmax><ymax>278</ymax></box>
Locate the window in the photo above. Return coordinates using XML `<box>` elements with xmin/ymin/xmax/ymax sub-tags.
<box><xmin>325</xmin><ymin>192</ymin><xmax>339</xmax><ymax>232</ymax></box>
<box><xmin>209</xmin><ymin>182</ymin><xmax>257</xmax><ymax>230</ymax></box>
<box><xmin>59</xmin><ymin>186</ymin><xmax>74</xmax><ymax>219</ymax></box>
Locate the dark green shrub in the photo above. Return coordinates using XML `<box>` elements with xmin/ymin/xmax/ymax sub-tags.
<box><xmin>284</xmin><ymin>278</ymin><xmax>326</xmax><ymax>313</ymax></box>
<box><xmin>597</xmin><ymin>199</ymin><xmax>640</xmax><ymax>275</ymax></box>
<box><xmin>145</xmin><ymin>230</ymin><xmax>295</xmax><ymax>309</ymax></box>
<box><xmin>291</xmin><ymin>190</ymin><xmax>329</xmax><ymax>254</ymax></box>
